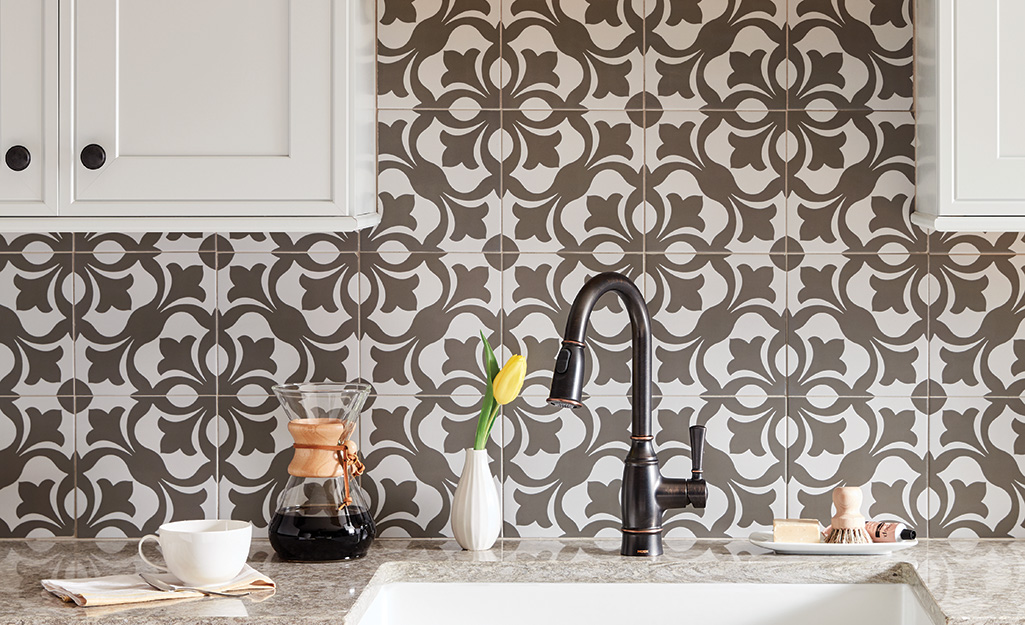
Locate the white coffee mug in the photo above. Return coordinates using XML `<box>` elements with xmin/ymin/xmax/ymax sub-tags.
<box><xmin>138</xmin><ymin>520</ymin><xmax>252</xmax><ymax>587</ymax></box>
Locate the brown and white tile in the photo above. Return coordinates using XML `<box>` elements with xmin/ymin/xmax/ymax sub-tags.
<box><xmin>646</xmin><ymin>254</ymin><xmax>786</xmax><ymax>397</ymax></box>
<box><xmin>217</xmin><ymin>252</ymin><xmax>360</xmax><ymax>397</ymax></box>
<box><xmin>788</xmin><ymin>396</ymin><xmax>928</xmax><ymax>534</ymax></box>
<box><xmin>218</xmin><ymin>232</ymin><xmax>358</xmax><ymax>255</ymax></box>
<box><xmin>361</xmin><ymin>394</ymin><xmax>499</xmax><ymax>538</ymax></box>
<box><xmin>0</xmin><ymin>397</ymin><xmax>74</xmax><ymax>537</ymax></box>
<box><xmin>788</xmin><ymin>111</ymin><xmax>922</xmax><ymax>253</ymax></box>
<box><xmin>503</xmin><ymin>253</ymin><xmax>642</xmax><ymax>398</ymax></box>
<box><xmin>645</xmin><ymin>0</ymin><xmax>787</xmax><ymax>110</ymax></box>
<box><xmin>658</xmin><ymin>396</ymin><xmax>787</xmax><ymax>537</ymax></box>
<box><xmin>368</xmin><ymin>109</ymin><xmax>502</xmax><ymax>253</ymax></box>
<box><xmin>787</xmin><ymin>253</ymin><xmax>928</xmax><ymax>397</ymax></box>
<box><xmin>218</xmin><ymin>394</ymin><xmax>296</xmax><ymax>534</ymax></box>
<box><xmin>503</xmin><ymin>110</ymin><xmax>644</xmax><ymax>253</ymax></box>
<box><xmin>503</xmin><ymin>395</ymin><xmax>630</xmax><ymax>538</ymax></box>
<box><xmin>0</xmin><ymin>252</ymin><xmax>73</xmax><ymax>397</ymax></box>
<box><xmin>930</xmin><ymin>397</ymin><xmax>1025</xmax><ymax>537</ymax></box>
<box><xmin>645</xmin><ymin>111</ymin><xmax>786</xmax><ymax>253</ymax></box>
<box><xmin>361</xmin><ymin>253</ymin><xmax>502</xmax><ymax>396</ymax></box>
<box><xmin>74</xmin><ymin>232</ymin><xmax>214</xmax><ymax>255</ymax></box>
<box><xmin>378</xmin><ymin>0</ymin><xmax>500</xmax><ymax>109</ymax></box>
<box><xmin>76</xmin><ymin>395</ymin><xmax>217</xmax><ymax>537</ymax></box>
<box><xmin>788</xmin><ymin>0</ymin><xmax>914</xmax><ymax>110</ymax></box>
<box><xmin>930</xmin><ymin>255</ymin><xmax>1025</xmax><ymax>397</ymax></box>
<box><xmin>74</xmin><ymin>252</ymin><xmax>217</xmax><ymax>397</ymax></box>
<box><xmin>0</xmin><ymin>234</ymin><xmax>72</xmax><ymax>255</ymax></box>
<box><xmin>502</xmin><ymin>0</ymin><xmax>643</xmax><ymax>109</ymax></box>
<box><xmin>930</xmin><ymin>232</ymin><xmax>1025</xmax><ymax>256</ymax></box>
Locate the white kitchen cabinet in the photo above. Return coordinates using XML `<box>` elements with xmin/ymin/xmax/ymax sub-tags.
<box><xmin>0</xmin><ymin>0</ymin><xmax>58</xmax><ymax>217</ymax></box>
<box><xmin>914</xmin><ymin>0</ymin><xmax>1025</xmax><ymax>231</ymax></box>
<box><xmin>0</xmin><ymin>0</ymin><xmax>379</xmax><ymax>232</ymax></box>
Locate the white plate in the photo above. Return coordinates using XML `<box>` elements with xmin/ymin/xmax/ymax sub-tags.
<box><xmin>748</xmin><ymin>532</ymin><xmax>917</xmax><ymax>556</ymax></box>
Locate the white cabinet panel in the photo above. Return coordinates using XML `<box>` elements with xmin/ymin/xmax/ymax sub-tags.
<box><xmin>915</xmin><ymin>0</ymin><xmax>1025</xmax><ymax>230</ymax></box>
<box><xmin>0</xmin><ymin>0</ymin><xmax>57</xmax><ymax>216</ymax></box>
<box><xmin>65</xmin><ymin>0</ymin><xmax>333</xmax><ymax>214</ymax></box>
<box><xmin>0</xmin><ymin>0</ymin><xmax>379</xmax><ymax>231</ymax></box>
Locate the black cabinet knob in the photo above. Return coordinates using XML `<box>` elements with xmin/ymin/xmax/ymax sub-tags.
<box><xmin>81</xmin><ymin>144</ymin><xmax>106</xmax><ymax>170</ymax></box>
<box><xmin>5</xmin><ymin>145</ymin><xmax>30</xmax><ymax>171</ymax></box>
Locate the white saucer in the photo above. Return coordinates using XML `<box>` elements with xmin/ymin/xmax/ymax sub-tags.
<box><xmin>748</xmin><ymin>531</ymin><xmax>918</xmax><ymax>556</ymax></box>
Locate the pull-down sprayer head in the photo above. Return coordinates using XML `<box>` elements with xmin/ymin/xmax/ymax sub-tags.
<box><xmin>547</xmin><ymin>341</ymin><xmax>586</xmax><ymax>408</ymax></box>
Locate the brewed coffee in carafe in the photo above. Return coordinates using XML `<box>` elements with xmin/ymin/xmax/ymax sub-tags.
<box><xmin>268</xmin><ymin>383</ymin><xmax>375</xmax><ymax>561</ymax></box>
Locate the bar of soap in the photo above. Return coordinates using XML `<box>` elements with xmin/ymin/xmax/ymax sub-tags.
<box><xmin>773</xmin><ymin>519</ymin><xmax>821</xmax><ymax>543</ymax></box>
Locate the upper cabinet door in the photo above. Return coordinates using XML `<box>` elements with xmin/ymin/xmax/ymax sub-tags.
<box><xmin>915</xmin><ymin>0</ymin><xmax>1025</xmax><ymax>231</ymax></box>
<box><xmin>62</xmin><ymin>0</ymin><xmax>345</xmax><ymax>218</ymax></box>
<box><xmin>0</xmin><ymin>0</ymin><xmax>57</xmax><ymax>217</ymax></box>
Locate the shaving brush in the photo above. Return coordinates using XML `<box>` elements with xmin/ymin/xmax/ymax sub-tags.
<box><xmin>825</xmin><ymin>486</ymin><xmax>872</xmax><ymax>544</ymax></box>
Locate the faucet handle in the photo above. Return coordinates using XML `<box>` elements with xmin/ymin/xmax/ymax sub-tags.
<box><xmin>689</xmin><ymin>425</ymin><xmax>706</xmax><ymax>480</ymax></box>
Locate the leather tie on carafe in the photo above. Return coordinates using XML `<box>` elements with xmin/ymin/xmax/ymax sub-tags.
<box><xmin>291</xmin><ymin>440</ymin><xmax>365</xmax><ymax>507</ymax></box>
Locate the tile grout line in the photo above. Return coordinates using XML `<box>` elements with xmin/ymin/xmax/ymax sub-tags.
<box><xmin>783</xmin><ymin>0</ymin><xmax>790</xmax><ymax>521</ymax></box>
<box><xmin>213</xmin><ymin>233</ymin><xmax>221</xmax><ymax>520</ymax></box>
<box><xmin>71</xmin><ymin>235</ymin><xmax>78</xmax><ymax>538</ymax></box>
<box><xmin>498</xmin><ymin>0</ymin><xmax>505</xmax><ymax>540</ymax></box>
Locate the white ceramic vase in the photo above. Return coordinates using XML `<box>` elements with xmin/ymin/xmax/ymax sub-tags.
<box><xmin>451</xmin><ymin>448</ymin><xmax>501</xmax><ymax>551</ymax></box>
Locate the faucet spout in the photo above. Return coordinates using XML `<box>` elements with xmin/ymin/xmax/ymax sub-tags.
<box><xmin>547</xmin><ymin>272</ymin><xmax>652</xmax><ymax>437</ymax></box>
<box><xmin>547</xmin><ymin>272</ymin><xmax>707</xmax><ymax>557</ymax></box>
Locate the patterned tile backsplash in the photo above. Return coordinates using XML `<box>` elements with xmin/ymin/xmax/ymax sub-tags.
<box><xmin>3</xmin><ymin>0</ymin><xmax>1025</xmax><ymax>540</ymax></box>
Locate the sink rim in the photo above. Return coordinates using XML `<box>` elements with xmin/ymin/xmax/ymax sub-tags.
<box><xmin>344</xmin><ymin>560</ymin><xmax>946</xmax><ymax>625</ymax></box>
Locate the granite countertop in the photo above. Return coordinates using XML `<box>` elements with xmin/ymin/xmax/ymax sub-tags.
<box><xmin>1</xmin><ymin>537</ymin><xmax>1022</xmax><ymax>625</ymax></box>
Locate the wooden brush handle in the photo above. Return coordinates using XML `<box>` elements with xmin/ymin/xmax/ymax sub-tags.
<box><xmin>831</xmin><ymin>486</ymin><xmax>866</xmax><ymax>530</ymax></box>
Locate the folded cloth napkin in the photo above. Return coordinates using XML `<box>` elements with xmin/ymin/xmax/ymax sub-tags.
<box><xmin>42</xmin><ymin>564</ymin><xmax>275</xmax><ymax>607</ymax></box>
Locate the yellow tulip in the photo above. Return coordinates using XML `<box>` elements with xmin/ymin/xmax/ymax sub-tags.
<box><xmin>492</xmin><ymin>355</ymin><xmax>526</xmax><ymax>405</ymax></box>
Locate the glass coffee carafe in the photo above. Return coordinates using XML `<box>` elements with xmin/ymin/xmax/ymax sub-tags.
<box><xmin>268</xmin><ymin>382</ymin><xmax>375</xmax><ymax>561</ymax></box>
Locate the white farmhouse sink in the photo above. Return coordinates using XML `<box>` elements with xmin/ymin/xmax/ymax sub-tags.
<box><xmin>351</xmin><ymin>581</ymin><xmax>938</xmax><ymax>625</ymax></box>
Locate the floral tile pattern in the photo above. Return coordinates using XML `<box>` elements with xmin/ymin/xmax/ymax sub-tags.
<box><xmin>74</xmin><ymin>252</ymin><xmax>217</xmax><ymax>397</ymax></box>
<box><xmin>787</xmin><ymin>253</ymin><xmax>928</xmax><ymax>397</ymax></box>
<box><xmin>657</xmin><ymin>396</ymin><xmax>786</xmax><ymax>537</ymax></box>
<box><xmin>503</xmin><ymin>395</ymin><xmax>631</xmax><ymax>537</ymax></box>
<box><xmin>930</xmin><ymin>232</ymin><xmax>1025</xmax><ymax>256</ymax></box>
<box><xmin>646</xmin><ymin>254</ymin><xmax>786</xmax><ymax>397</ymax></box>
<box><xmin>218</xmin><ymin>394</ymin><xmax>294</xmax><ymax>535</ymax></box>
<box><xmin>74</xmin><ymin>233</ymin><xmax>213</xmax><ymax>254</ymax></box>
<box><xmin>503</xmin><ymin>110</ymin><xmax>644</xmax><ymax>253</ymax></box>
<box><xmin>0</xmin><ymin>252</ymin><xmax>73</xmax><ymax>397</ymax></box>
<box><xmin>0</xmin><ymin>233</ymin><xmax>72</xmax><ymax>255</ymax></box>
<box><xmin>219</xmin><ymin>232</ymin><xmax>358</xmax><ymax>255</ymax></box>
<box><xmin>75</xmin><ymin>395</ymin><xmax>217</xmax><ymax>538</ymax></box>
<box><xmin>502</xmin><ymin>0</ymin><xmax>644</xmax><ymax>110</ymax></box>
<box><xmin>929</xmin><ymin>398</ymin><xmax>1025</xmax><ymax>538</ymax></box>
<box><xmin>645</xmin><ymin>0</ymin><xmax>787</xmax><ymax>111</ymax></box>
<box><xmin>503</xmin><ymin>253</ymin><xmax>641</xmax><ymax>398</ymax></box>
<box><xmin>788</xmin><ymin>111</ymin><xmax>921</xmax><ymax>253</ymax></box>
<box><xmin>378</xmin><ymin>0</ymin><xmax>500</xmax><ymax>109</ymax></box>
<box><xmin>0</xmin><ymin>397</ymin><xmax>74</xmax><ymax>537</ymax></box>
<box><xmin>361</xmin><ymin>253</ymin><xmax>502</xmax><ymax>396</ymax></box>
<box><xmin>217</xmin><ymin>252</ymin><xmax>360</xmax><ymax>397</ymax></box>
<box><xmin>788</xmin><ymin>0</ymin><xmax>914</xmax><ymax>111</ymax></box>
<box><xmin>361</xmin><ymin>394</ymin><xmax>498</xmax><ymax>537</ymax></box>
<box><xmin>3</xmin><ymin>0</ymin><xmax>1025</xmax><ymax>541</ymax></box>
<box><xmin>788</xmin><ymin>396</ymin><xmax>928</xmax><ymax>534</ymax></box>
<box><xmin>645</xmin><ymin>111</ymin><xmax>786</xmax><ymax>253</ymax></box>
<box><xmin>930</xmin><ymin>255</ymin><xmax>1025</xmax><ymax>397</ymax></box>
<box><xmin>369</xmin><ymin>109</ymin><xmax>502</xmax><ymax>253</ymax></box>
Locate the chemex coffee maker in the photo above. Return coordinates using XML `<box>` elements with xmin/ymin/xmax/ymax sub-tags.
<box><xmin>268</xmin><ymin>382</ymin><xmax>375</xmax><ymax>561</ymax></box>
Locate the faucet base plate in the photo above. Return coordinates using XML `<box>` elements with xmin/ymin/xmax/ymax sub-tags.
<box><xmin>621</xmin><ymin>530</ymin><xmax>663</xmax><ymax>557</ymax></box>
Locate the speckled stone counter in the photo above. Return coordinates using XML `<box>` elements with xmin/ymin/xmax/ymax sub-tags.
<box><xmin>0</xmin><ymin>538</ymin><xmax>1021</xmax><ymax>625</ymax></box>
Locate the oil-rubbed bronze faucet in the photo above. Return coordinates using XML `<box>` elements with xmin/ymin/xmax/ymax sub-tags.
<box><xmin>547</xmin><ymin>271</ymin><xmax>707</xmax><ymax>557</ymax></box>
